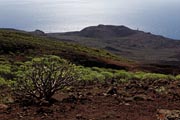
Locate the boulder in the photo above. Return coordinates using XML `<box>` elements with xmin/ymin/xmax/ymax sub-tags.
<box><xmin>107</xmin><ymin>87</ymin><xmax>118</xmax><ymax>95</ymax></box>
<box><xmin>0</xmin><ymin>104</ymin><xmax>8</xmax><ymax>110</ymax></box>
<box><xmin>157</xmin><ymin>109</ymin><xmax>180</xmax><ymax>120</ymax></box>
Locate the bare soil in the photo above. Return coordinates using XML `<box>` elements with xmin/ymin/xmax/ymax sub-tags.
<box><xmin>1</xmin><ymin>79</ymin><xmax>180</xmax><ymax>120</ymax></box>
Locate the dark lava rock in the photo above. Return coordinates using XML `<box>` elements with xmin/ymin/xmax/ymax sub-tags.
<box><xmin>157</xmin><ymin>109</ymin><xmax>180</xmax><ymax>120</ymax></box>
<box><xmin>0</xmin><ymin>104</ymin><xmax>8</xmax><ymax>110</ymax></box>
<box><xmin>36</xmin><ymin>107</ymin><xmax>53</xmax><ymax>115</ymax></box>
<box><xmin>62</xmin><ymin>95</ymin><xmax>77</xmax><ymax>103</ymax></box>
<box><xmin>107</xmin><ymin>87</ymin><xmax>118</xmax><ymax>95</ymax></box>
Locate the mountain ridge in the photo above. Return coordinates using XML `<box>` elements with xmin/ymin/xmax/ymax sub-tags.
<box><xmin>0</xmin><ymin>28</ymin><xmax>135</xmax><ymax>71</ymax></box>
<box><xmin>1</xmin><ymin>25</ymin><xmax>180</xmax><ymax>74</ymax></box>
<box><xmin>47</xmin><ymin>25</ymin><xmax>180</xmax><ymax>65</ymax></box>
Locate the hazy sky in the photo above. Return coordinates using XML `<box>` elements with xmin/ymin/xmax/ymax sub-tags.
<box><xmin>0</xmin><ymin>0</ymin><xmax>180</xmax><ymax>38</ymax></box>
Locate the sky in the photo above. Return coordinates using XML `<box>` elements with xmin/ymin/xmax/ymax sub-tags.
<box><xmin>0</xmin><ymin>0</ymin><xmax>180</xmax><ymax>39</ymax></box>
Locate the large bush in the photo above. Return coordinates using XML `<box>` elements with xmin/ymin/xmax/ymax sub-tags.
<box><xmin>14</xmin><ymin>55</ymin><xmax>79</xmax><ymax>102</ymax></box>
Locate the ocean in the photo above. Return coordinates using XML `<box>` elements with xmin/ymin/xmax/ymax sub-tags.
<box><xmin>0</xmin><ymin>0</ymin><xmax>180</xmax><ymax>39</ymax></box>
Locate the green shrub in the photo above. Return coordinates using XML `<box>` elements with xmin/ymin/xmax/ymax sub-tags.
<box><xmin>142</xmin><ymin>73</ymin><xmax>169</xmax><ymax>80</ymax></box>
<box><xmin>176</xmin><ymin>74</ymin><xmax>180</xmax><ymax>80</ymax></box>
<box><xmin>134</xmin><ymin>72</ymin><xmax>146</xmax><ymax>80</ymax></box>
<box><xmin>78</xmin><ymin>67</ymin><xmax>105</xmax><ymax>82</ymax></box>
<box><xmin>114</xmin><ymin>70</ymin><xmax>133</xmax><ymax>80</ymax></box>
<box><xmin>0</xmin><ymin>64</ymin><xmax>11</xmax><ymax>76</ymax></box>
<box><xmin>166</xmin><ymin>75</ymin><xmax>176</xmax><ymax>80</ymax></box>
<box><xmin>0</xmin><ymin>77</ymin><xmax>15</xmax><ymax>87</ymax></box>
<box><xmin>101</xmin><ymin>71</ymin><xmax>113</xmax><ymax>80</ymax></box>
<box><xmin>0</xmin><ymin>63</ymin><xmax>16</xmax><ymax>81</ymax></box>
<box><xmin>0</xmin><ymin>77</ymin><xmax>7</xmax><ymax>86</ymax></box>
<box><xmin>91</xmin><ymin>67</ymin><xmax>104</xmax><ymax>72</ymax></box>
<box><xmin>13</xmin><ymin>55</ymin><xmax>79</xmax><ymax>102</ymax></box>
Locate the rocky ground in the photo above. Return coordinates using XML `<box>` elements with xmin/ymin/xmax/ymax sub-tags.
<box><xmin>1</xmin><ymin>79</ymin><xmax>180</xmax><ymax>120</ymax></box>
